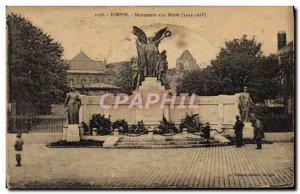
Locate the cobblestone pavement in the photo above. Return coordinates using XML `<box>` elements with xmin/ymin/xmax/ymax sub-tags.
<box><xmin>7</xmin><ymin>143</ymin><xmax>294</xmax><ymax>189</ymax></box>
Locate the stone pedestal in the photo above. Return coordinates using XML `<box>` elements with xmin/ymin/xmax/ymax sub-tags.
<box><xmin>138</xmin><ymin>77</ymin><xmax>165</xmax><ymax>91</ymax></box>
<box><xmin>66</xmin><ymin>124</ymin><xmax>80</xmax><ymax>142</ymax></box>
<box><xmin>92</xmin><ymin>128</ymin><xmax>97</xmax><ymax>136</ymax></box>
<box><xmin>148</xmin><ymin>126</ymin><xmax>154</xmax><ymax>138</ymax></box>
<box><xmin>182</xmin><ymin>128</ymin><xmax>188</xmax><ymax>138</ymax></box>
<box><xmin>62</xmin><ymin>127</ymin><xmax>67</xmax><ymax>141</ymax></box>
<box><xmin>135</xmin><ymin>77</ymin><xmax>167</xmax><ymax>125</ymax></box>
<box><xmin>114</xmin><ymin>128</ymin><xmax>119</xmax><ymax>137</ymax></box>
<box><xmin>243</xmin><ymin>122</ymin><xmax>254</xmax><ymax>139</ymax></box>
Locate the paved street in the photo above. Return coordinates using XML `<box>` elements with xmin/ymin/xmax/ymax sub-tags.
<box><xmin>7</xmin><ymin>142</ymin><xmax>294</xmax><ymax>189</ymax></box>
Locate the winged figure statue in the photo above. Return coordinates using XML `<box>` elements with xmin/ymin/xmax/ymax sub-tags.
<box><xmin>132</xmin><ymin>26</ymin><xmax>171</xmax><ymax>79</ymax></box>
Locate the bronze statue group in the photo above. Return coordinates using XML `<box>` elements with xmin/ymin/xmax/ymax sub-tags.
<box><xmin>131</xmin><ymin>26</ymin><xmax>171</xmax><ymax>90</ymax></box>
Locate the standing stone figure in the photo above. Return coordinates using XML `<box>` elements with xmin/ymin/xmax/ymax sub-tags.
<box><xmin>145</xmin><ymin>37</ymin><xmax>159</xmax><ymax>76</ymax></box>
<box><xmin>64</xmin><ymin>87</ymin><xmax>81</xmax><ymax>124</ymax></box>
<box><xmin>132</xmin><ymin>26</ymin><xmax>171</xmax><ymax>78</ymax></box>
<box><xmin>131</xmin><ymin>57</ymin><xmax>142</xmax><ymax>90</ymax></box>
<box><xmin>238</xmin><ymin>86</ymin><xmax>253</xmax><ymax>122</ymax></box>
<box><xmin>156</xmin><ymin>50</ymin><xmax>168</xmax><ymax>85</ymax></box>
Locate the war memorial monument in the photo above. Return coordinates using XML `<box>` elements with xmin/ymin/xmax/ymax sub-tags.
<box><xmin>6</xmin><ymin>6</ymin><xmax>294</xmax><ymax>189</ymax></box>
<box><xmin>63</xmin><ymin>26</ymin><xmax>254</xmax><ymax>147</ymax></box>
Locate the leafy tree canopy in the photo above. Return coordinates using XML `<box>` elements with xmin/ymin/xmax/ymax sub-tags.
<box><xmin>179</xmin><ymin>35</ymin><xmax>281</xmax><ymax>103</ymax></box>
<box><xmin>7</xmin><ymin>13</ymin><xmax>69</xmax><ymax>114</ymax></box>
<box><xmin>113</xmin><ymin>62</ymin><xmax>134</xmax><ymax>94</ymax></box>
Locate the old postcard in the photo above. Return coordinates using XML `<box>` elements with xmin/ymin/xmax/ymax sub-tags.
<box><xmin>6</xmin><ymin>6</ymin><xmax>295</xmax><ymax>189</ymax></box>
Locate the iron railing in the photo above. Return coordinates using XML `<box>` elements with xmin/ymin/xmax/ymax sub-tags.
<box><xmin>8</xmin><ymin>114</ymin><xmax>65</xmax><ymax>133</ymax></box>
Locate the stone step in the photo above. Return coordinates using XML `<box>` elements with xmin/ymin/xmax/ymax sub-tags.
<box><xmin>120</xmin><ymin>137</ymin><xmax>203</xmax><ymax>142</ymax></box>
<box><xmin>113</xmin><ymin>143</ymin><xmax>228</xmax><ymax>149</ymax></box>
<box><xmin>103</xmin><ymin>136</ymin><xmax>120</xmax><ymax>148</ymax></box>
<box><xmin>213</xmin><ymin>134</ymin><xmax>231</xmax><ymax>143</ymax></box>
<box><xmin>117</xmin><ymin>140</ymin><xmax>206</xmax><ymax>146</ymax></box>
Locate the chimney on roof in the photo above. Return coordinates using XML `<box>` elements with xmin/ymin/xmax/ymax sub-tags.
<box><xmin>277</xmin><ymin>31</ymin><xmax>287</xmax><ymax>51</ymax></box>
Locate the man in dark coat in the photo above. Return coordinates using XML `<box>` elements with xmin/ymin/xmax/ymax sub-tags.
<box><xmin>14</xmin><ymin>133</ymin><xmax>24</xmax><ymax>167</ymax></box>
<box><xmin>202</xmin><ymin>122</ymin><xmax>211</xmax><ymax>147</ymax></box>
<box><xmin>252</xmin><ymin>116</ymin><xmax>265</xmax><ymax>149</ymax></box>
<box><xmin>233</xmin><ymin>115</ymin><xmax>244</xmax><ymax>147</ymax></box>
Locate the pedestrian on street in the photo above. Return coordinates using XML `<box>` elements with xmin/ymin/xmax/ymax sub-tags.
<box><xmin>251</xmin><ymin>115</ymin><xmax>265</xmax><ymax>149</ymax></box>
<box><xmin>14</xmin><ymin>132</ymin><xmax>24</xmax><ymax>167</ymax></box>
<box><xmin>233</xmin><ymin>115</ymin><xmax>244</xmax><ymax>147</ymax></box>
<box><xmin>202</xmin><ymin>122</ymin><xmax>211</xmax><ymax>147</ymax></box>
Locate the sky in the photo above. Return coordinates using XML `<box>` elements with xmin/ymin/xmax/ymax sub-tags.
<box><xmin>7</xmin><ymin>6</ymin><xmax>294</xmax><ymax>68</ymax></box>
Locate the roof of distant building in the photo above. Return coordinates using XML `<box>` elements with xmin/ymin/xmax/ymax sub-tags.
<box><xmin>83</xmin><ymin>82</ymin><xmax>121</xmax><ymax>89</ymax></box>
<box><xmin>177</xmin><ymin>50</ymin><xmax>195</xmax><ymax>61</ymax></box>
<box><xmin>106</xmin><ymin>61</ymin><xmax>130</xmax><ymax>69</ymax></box>
<box><xmin>107</xmin><ymin>61</ymin><xmax>130</xmax><ymax>66</ymax></box>
<box><xmin>67</xmin><ymin>50</ymin><xmax>106</xmax><ymax>72</ymax></box>
<box><xmin>71</xmin><ymin>50</ymin><xmax>93</xmax><ymax>61</ymax></box>
<box><xmin>66</xmin><ymin>70</ymin><xmax>106</xmax><ymax>74</ymax></box>
<box><xmin>105</xmin><ymin>61</ymin><xmax>130</xmax><ymax>73</ymax></box>
<box><xmin>275</xmin><ymin>41</ymin><xmax>294</xmax><ymax>56</ymax></box>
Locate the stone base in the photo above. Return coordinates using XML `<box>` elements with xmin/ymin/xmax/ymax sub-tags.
<box><xmin>103</xmin><ymin>136</ymin><xmax>120</xmax><ymax>148</ymax></box>
<box><xmin>62</xmin><ymin>127</ymin><xmax>67</xmax><ymax>141</ymax></box>
<box><xmin>135</xmin><ymin>77</ymin><xmax>167</xmax><ymax>125</ymax></box>
<box><xmin>138</xmin><ymin>77</ymin><xmax>165</xmax><ymax>91</ymax></box>
<box><xmin>213</xmin><ymin>134</ymin><xmax>231</xmax><ymax>144</ymax></box>
<box><xmin>243</xmin><ymin>122</ymin><xmax>254</xmax><ymax>139</ymax></box>
<box><xmin>66</xmin><ymin>124</ymin><xmax>80</xmax><ymax>142</ymax></box>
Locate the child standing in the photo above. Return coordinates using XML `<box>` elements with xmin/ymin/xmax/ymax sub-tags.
<box><xmin>14</xmin><ymin>133</ymin><xmax>24</xmax><ymax>167</ymax></box>
<box><xmin>202</xmin><ymin>122</ymin><xmax>211</xmax><ymax>147</ymax></box>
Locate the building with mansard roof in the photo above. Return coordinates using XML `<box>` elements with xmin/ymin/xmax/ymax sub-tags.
<box><xmin>66</xmin><ymin>50</ymin><xmax>126</xmax><ymax>93</ymax></box>
<box><xmin>67</xmin><ymin>50</ymin><xmax>106</xmax><ymax>72</ymax></box>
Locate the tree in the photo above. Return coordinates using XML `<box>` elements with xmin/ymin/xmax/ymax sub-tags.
<box><xmin>177</xmin><ymin>67</ymin><xmax>223</xmax><ymax>96</ymax></box>
<box><xmin>179</xmin><ymin>35</ymin><xmax>282</xmax><ymax>104</ymax></box>
<box><xmin>113</xmin><ymin>62</ymin><xmax>134</xmax><ymax>94</ymax></box>
<box><xmin>7</xmin><ymin>13</ymin><xmax>69</xmax><ymax>114</ymax></box>
<box><xmin>211</xmin><ymin>35</ymin><xmax>263</xmax><ymax>94</ymax></box>
<box><xmin>248</xmin><ymin>56</ymin><xmax>280</xmax><ymax>103</ymax></box>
